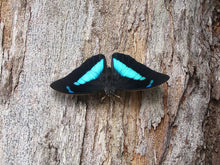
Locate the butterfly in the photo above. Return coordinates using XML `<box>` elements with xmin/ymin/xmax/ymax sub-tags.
<box><xmin>50</xmin><ymin>53</ymin><xmax>169</xmax><ymax>95</ymax></box>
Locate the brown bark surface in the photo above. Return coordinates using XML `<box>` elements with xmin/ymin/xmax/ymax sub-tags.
<box><xmin>0</xmin><ymin>0</ymin><xmax>219</xmax><ymax>164</ymax></box>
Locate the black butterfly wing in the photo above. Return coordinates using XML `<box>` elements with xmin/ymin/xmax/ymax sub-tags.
<box><xmin>50</xmin><ymin>54</ymin><xmax>107</xmax><ymax>94</ymax></box>
<box><xmin>111</xmin><ymin>53</ymin><xmax>169</xmax><ymax>91</ymax></box>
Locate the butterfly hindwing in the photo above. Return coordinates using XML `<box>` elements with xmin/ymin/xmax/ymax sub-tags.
<box><xmin>111</xmin><ymin>53</ymin><xmax>169</xmax><ymax>90</ymax></box>
<box><xmin>50</xmin><ymin>54</ymin><xmax>106</xmax><ymax>94</ymax></box>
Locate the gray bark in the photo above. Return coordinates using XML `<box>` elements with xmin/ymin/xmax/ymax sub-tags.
<box><xmin>0</xmin><ymin>0</ymin><xmax>219</xmax><ymax>164</ymax></box>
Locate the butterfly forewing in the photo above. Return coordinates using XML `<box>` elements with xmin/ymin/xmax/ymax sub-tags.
<box><xmin>111</xmin><ymin>53</ymin><xmax>169</xmax><ymax>91</ymax></box>
<box><xmin>50</xmin><ymin>54</ymin><xmax>107</xmax><ymax>94</ymax></box>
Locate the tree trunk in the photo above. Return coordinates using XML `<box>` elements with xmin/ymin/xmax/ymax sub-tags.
<box><xmin>0</xmin><ymin>0</ymin><xmax>219</xmax><ymax>164</ymax></box>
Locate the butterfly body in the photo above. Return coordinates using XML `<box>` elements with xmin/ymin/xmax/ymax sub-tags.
<box><xmin>50</xmin><ymin>53</ymin><xmax>169</xmax><ymax>95</ymax></box>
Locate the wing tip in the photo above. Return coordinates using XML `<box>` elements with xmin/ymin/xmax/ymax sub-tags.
<box><xmin>164</xmin><ymin>74</ymin><xmax>170</xmax><ymax>82</ymax></box>
<box><xmin>156</xmin><ymin>73</ymin><xmax>170</xmax><ymax>86</ymax></box>
<box><xmin>50</xmin><ymin>79</ymin><xmax>69</xmax><ymax>94</ymax></box>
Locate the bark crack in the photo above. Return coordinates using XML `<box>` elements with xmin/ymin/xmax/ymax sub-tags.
<box><xmin>13</xmin><ymin>4</ymin><xmax>31</xmax><ymax>92</ymax></box>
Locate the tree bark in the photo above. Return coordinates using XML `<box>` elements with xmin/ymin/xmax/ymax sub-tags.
<box><xmin>0</xmin><ymin>0</ymin><xmax>219</xmax><ymax>164</ymax></box>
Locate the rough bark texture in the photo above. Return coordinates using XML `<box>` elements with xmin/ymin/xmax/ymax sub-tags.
<box><xmin>0</xmin><ymin>0</ymin><xmax>219</xmax><ymax>164</ymax></box>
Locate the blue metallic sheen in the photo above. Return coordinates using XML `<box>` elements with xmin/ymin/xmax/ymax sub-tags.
<box><xmin>74</xmin><ymin>59</ymin><xmax>104</xmax><ymax>86</ymax></box>
<box><xmin>113</xmin><ymin>58</ymin><xmax>146</xmax><ymax>80</ymax></box>
<box><xmin>66</xmin><ymin>86</ymin><xmax>74</xmax><ymax>93</ymax></box>
<box><xmin>146</xmin><ymin>80</ymin><xmax>154</xmax><ymax>88</ymax></box>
